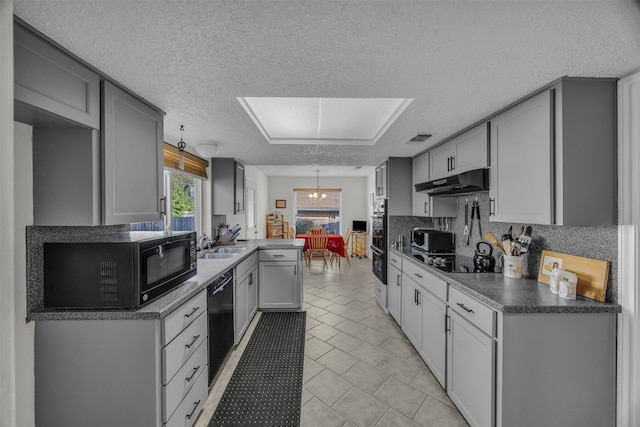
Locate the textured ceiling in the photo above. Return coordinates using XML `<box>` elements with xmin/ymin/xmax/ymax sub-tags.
<box><xmin>13</xmin><ymin>0</ymin><xmax>640</xmax><ymax>177</ymax></box>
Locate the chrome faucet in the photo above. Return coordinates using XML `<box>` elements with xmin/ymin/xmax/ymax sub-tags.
<box><xmin>198</xmin><ymin>233</ymin><xmax>214</xmax><ymax>251</ymax></box>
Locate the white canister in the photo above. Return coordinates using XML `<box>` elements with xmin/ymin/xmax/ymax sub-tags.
<box><xmin>558</xmin><ymin>271</ymin><xmax>578</xmax><ymax>300</ymax></box>
<box><xmin>549</xmin><ymin>268</ymin><xmax>564</xmax><ymax>294</ymax></box>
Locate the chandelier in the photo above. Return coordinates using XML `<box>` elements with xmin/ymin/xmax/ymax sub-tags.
<box><xmin>309</xmin><ymin>170</ymin><xmax>327</xmax><ymax>199</ymax></box>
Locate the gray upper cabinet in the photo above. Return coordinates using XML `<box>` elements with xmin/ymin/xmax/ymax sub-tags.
<box><xmin>23</xmin><ymin>21</ymin><xmax>164</xmax><ymax>227</ymax></box>
<box><xmin>14</xmin><ymin>24</ymin><xmax>100</xmax><ymax>129</ymax></box>
<box><xmin>102</xmin><ymin>81</ymin><xmax>164</xmax><ymax>225</ymax></box>
<box><xmin>384</xmin><ymin>157</ymin><xmax>413</xmax><ymax>215</ymax></box>
<box><xmin>429</xmin><ymin>123</ymin><xmax>489</xmax><ymax>180</ymax></box>
<box><xmin>375</xmin><ymin>160</ymin><xmax>388</xmax><ymax>198</ymax></box>
<box><xmin>412</xmin><ymin>152</ymin><xmax>457</xmax><ymax>217</ymax></box>
<box><xmin>212</xmin><ymin>158</ymin><xmax>245</xmax><ymax>215</ymax></box>
<box><xmin>489</xmin><ymin>78</ymin><xmax>617</xmax><ymax>225</ymax></box>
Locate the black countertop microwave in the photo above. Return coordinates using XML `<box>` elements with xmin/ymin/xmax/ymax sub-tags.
<box><xmin>44</xmin><ymin>231</ymin><xmax>197</xmax><ymax>309</ymax></box>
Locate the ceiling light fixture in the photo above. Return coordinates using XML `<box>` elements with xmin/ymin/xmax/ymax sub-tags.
<box><xmin>177</xmin><ymin>124</ymin><xmax>186</xmax><ymax>170</ymax></box>
<box><xmin>196</xmin><ymin>140</ymin><xmax>220</xmax><ymax>158</ymax></box>
<box><xmin>309</xmin><ymin>170</ymin><xmax>327</xmax><ymax>199</ymax></box>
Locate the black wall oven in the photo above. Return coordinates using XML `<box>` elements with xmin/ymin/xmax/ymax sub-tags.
<box><xmin>44</xmin><ymin>231</ymin><xmax>197</xmax><ymax>309</ymax></box>
<box><xmin>371</xmin><ymin>199</ymin><xmax>387</xmax><ymax>284</ymax></box>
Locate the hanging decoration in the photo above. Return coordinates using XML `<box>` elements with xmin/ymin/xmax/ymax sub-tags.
<box><xmin>177</xmin><ymin>124</ymin><xmax>186</xmax><ymax>170</ymax></box>
<box><xmin>309</xmin><ymin>170</ymin><xmax>327</xmax><ymax>199</ymax></box>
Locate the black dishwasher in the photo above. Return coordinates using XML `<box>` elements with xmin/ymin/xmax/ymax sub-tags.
<box><xmin>207</xmin><ymin>269</ymin><xmax>234</xmax><ymax>386</ymax></box>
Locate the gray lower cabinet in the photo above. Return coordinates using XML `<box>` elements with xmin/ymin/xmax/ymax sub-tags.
<box><xmin>446</xmin><ymin>286</ymin><xmax>496</xmax><ymax>427</ymax></box>
<box><xmin>14</xmin><ymin>23</ymin><xmax>100</xmax><ymax>129</ymax></box>
<box><xmin>387</xmin><ymin>252</ymin><xmax>402</xmax><ymax>323</ymax></box>
<box><xmin>234</xmin><ymin>252</ymin><xmax>259</xmax><ymax>344</ymax></box>
<box><xmin>401</xmin><ymin>259</ymin><xmax>447</xmax><ymax>388</ymax></box>
<box><xmin>258</xmin><ymin>249</ymin><xmax>302</xmax><ymax>309</ymax></box>
<box><xmin>34</xmin><ymin>291</ymin><xmax>208</xmax><ymax>427</ymax></box>
<box><xmin>102</xmin><ymin>80</ymin><xmax>164</xmax><ymax>225</ymax></box>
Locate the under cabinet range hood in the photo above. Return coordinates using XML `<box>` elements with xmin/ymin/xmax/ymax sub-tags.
<box><xmin>415</xmin><ymin>168</ymin><xmax>489</xmax><ymax>196</ymax></box>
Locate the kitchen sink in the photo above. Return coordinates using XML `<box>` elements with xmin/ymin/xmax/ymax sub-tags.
<box><xmin>198</xmin><ymin>252</ymin><xmax>237</xmax><ymax>259</ymax></box>
<box><xmin>211</xmin><ymin>247</ymin><xmax>247</xmax><ymax>254</ymax></box>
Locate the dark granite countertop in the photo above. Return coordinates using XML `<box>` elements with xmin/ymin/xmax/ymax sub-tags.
<box><xmin>391</xmin><ymin>247</ymin><xmax>621</xmax><ymax>314</ymax></box>
<box><xmin>28</xmin><ymin>239</ymin><xmax>305</xmax><ymax>321</ymax></box>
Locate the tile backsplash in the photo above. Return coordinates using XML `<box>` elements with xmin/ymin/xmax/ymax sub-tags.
<box><xmin>391</xmin><ymin>192</ymin><xmax>618</xmax><ymax>303</ymax></box>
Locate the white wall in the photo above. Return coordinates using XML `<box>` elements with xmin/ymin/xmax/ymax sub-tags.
<box><xmin>366</xmin><ymin>171</ymin><xmax>376</xmax><ymax>258</ymax></box>
<box><xmin>14</xmin><ymin>122</ymin><xmax>35</xmax><ymax>427</ymax></box>
<box><xmin>245</xmin><ymin>166</ymin><xmax>268</xmax><ymax>239</ymax></box>
<box><xmin>268</xmin><ymin>175</ymin><xmax>369</xmax><ymax>238</ymax></box>
<box><xmin>0</xmin><ymin>2</ymin><xmax>19</xmax><ymax>426</ymax></box>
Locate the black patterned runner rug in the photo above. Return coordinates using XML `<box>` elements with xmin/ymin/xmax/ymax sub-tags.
<box><xmin>209</xmin><ymin>311</ymin><xmax>306</xmax><ymax>427</ymax></box>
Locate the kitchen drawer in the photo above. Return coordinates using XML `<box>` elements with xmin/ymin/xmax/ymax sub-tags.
<box><xmin>389</xmin><ymin>252</ymin><xmax>402</xmax><ymax>269</ymax></box>
<box><xmin>449</xmin><ymin>286</ymin><xmax>495</xmax><ymax>337</ymax></box>
<box><xmin>164</xmin><ymin>363</ymin><xmax>207</xmax><ymax>427</ymax></box>
<box><xmin>163</xmin><ymin>312</ymin><xmax>207</xmax><ymax>384</ymax></box>
<box><xmin>163</xmin><ymin>338</ymin><xmax>207</xmax><ymax>422</ymax></box>
<box><xmin>259</xmin><ymin>249</ymin><xmax>298</xmax><ymax>262</ymax></box>
<box><xmin>163</xmin><ymin>291</ymin><xmax>206</xmax><ymax>345</ymax></box>
<box><xmin>236</xmin><ymin>251</ymin><xmax>258</xmax><ymax>279</ymax></box>
<box><xmin>404</xmin><ymin>260</ymin><xmax>447</xmax><ymax>302</ymax></box>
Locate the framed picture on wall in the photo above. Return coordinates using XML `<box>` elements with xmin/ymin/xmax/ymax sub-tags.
<box><xmin>275</xmin><ymin>199</ymin><xmax>286</xmax><ymax>209</ymax></box>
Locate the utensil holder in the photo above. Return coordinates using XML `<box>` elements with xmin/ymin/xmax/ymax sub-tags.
<box><xmin>502</xmin><ymin>255</ymin><xmax>522</xmax><ymax>279</ymax></box>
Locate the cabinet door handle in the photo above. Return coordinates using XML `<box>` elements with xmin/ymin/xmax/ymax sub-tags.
<box><xmin>397</xmin><ymin>275</ymin><xmax>401</xmax><ymax>286</ymax></box>
<box><xmin>424</xmin><ymin>201</ymin><xmax>429</xmax><ymax>214</ymax></box>
<box><xmin>184</xmin><ymin>306</ymin><xmax>199</xmax><ymax>318</ymax></box>
<box><xmin>414</xmin><ymin>273</ymin><xmax>423</xmax><ymax>279</ymax></box>
<box><xmin>451</xmin><ymin>155</ymin><xmax>455</xmax><ymax>171</ymax></box>
<box><xmin>417</xmin><ymin>291</ymin><xmax>421</xmax><ymax>306</ymax></box>
<box><xmin>160</xmin><ymin>197</ymin><xmax>167</xmax><ymax>215</ymax></box>
<box><xmin>457</xmin><ymin>302</ymin><xmax>474</xmax><ymax>313</ymax></box>
<box><xmin>186</xmin><ymin>400</ymin><xmax>201</xmax><ymax>420</ymax></box>
<box><xmin>414</xmin><ymin>289</ymin><xmax>417</xmax><ymax>305</ymax></box>
<box><xmin>445</xmin><ymin>314</ymin><xmax>451</xmax><ymax>333</ymax></box>
<box><xmin>185</xmin><ymin>335</ymin><xmax>200</xmax><ymax>349</ymax></box>
<box><xmin>489</xmin><ymin>198</ymin><xmax>496</xmax><ymax>216</ymax></box>
<box><xmin>249</xmin><ymin>273</ymin><xmax>253</xmax><ymax>286</ymax></box>
<box><xmin>447</xmin><ymin>156</ymin><xmax>451</xmax><ymax>172</ymax></box>
<box><xmin>186</xmin><ymin>365</ymin><xmax>200</xmax><ymax>382</ymax></box>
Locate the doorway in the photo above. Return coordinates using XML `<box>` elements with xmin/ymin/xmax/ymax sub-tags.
<box><xmin>246</xmin><ymin>178</ymin><xmax>258</xmax><ymax>239</ymax></box>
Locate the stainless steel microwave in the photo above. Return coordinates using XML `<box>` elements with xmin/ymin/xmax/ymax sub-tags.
<box><xmin>44</xmin><ymin>231</ymin><xmax>197</xmax><ymax>309</ymax></box>
<box><xmin>411</xmin><ymin>228</ymin><xmax>455</xmax><ymax>253</ymax></box>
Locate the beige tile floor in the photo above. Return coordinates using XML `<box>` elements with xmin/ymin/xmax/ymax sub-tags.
<box><xmin>195</xmin><ymin>256</ymin><xmax>468</xmax><ymax>427</ymax></box>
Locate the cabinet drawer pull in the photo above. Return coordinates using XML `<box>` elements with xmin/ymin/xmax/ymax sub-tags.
<box><xmin>414</xmin><ymin>273</ymin><xmax>423</xmax><ymax>279</ymax></box>
<box><xmin>184</xmin><ymin>307</ymin><xmax>199</xmax><ymax>318</ymax></box>
<box><xmin>186</xmin><ymin>400</ymin><xmax>201</xmax><ymax>420</ymax></box>
<box><xmin>186</xmin><ymin>365</ymin><xmax>200</xmax><ymax>382</ymax></box>
<box><xmin>273</xmin><ymin>254</ymin><xmax>285</xmax><ymax>257</ymax></box>
<box><xmin>457</xmin><ymin>302</ymin><xmax>474</xmax><ymax>313</ymax></box>
<box><xmin>185</xmin><ymin>335</ymin><xmax>200</xmax><ymax>349</ymax></box>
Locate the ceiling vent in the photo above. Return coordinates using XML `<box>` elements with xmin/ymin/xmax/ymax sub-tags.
<box><xmin>405</xmin><ymin>134</ymin><xmax>432</xmax><ymax>144</ymax></box>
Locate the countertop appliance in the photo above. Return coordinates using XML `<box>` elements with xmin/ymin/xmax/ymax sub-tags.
<box><xmin>207</xmin><ymin>269</ymin><xmax>234</xmax><ymax>386</ymax></box>
<box><xmin>44</xmin><ymin>231</ymin><xmax>197</xmax><ymax>309</ymax></box>
<box><xmin>410</xmin><ymin>229</ymin><xmax>456</xmax><ymax>272</ymax></box>
<box><xmin>371</xmin><ymin>199</ymin><xmax>388</xmax><ymax>285</ymax></box>
<box><xmin>473</xmin><ymin>241</ymin><xmax>496</xmax><ymax>272</ymax></box>
<box><xmin>411</xmin><ymin>228</ymin><xmax>456</xmax><ymax>253</ymax></box>
<box><xmin>414</xmin><ymin>168</ymin><xmax>489</xmax><ymax>196</ymax></box>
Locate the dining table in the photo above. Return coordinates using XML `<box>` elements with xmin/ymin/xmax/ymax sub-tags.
<box><xmin>296</xmin><ymin>233</ymin><xmax>346</xmax><ymax>258</ymax></box>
